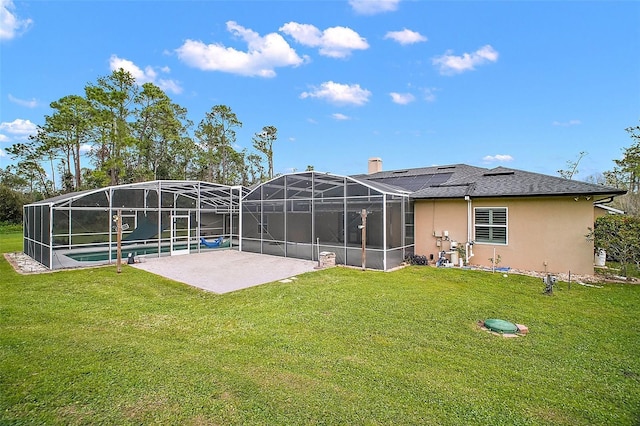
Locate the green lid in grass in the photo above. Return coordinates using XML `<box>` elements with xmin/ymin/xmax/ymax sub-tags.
<box><xmin>484</xmin><ymin>318</ymin><xmax>518</xmax><ymax>334</ymax></box>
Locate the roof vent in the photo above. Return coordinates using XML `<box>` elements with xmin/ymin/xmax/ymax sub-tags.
<box><xmin>483</xmin><ymin>171</ymin><xmax>515</xmax><ymax>177</ymax></box>
<box><xmin>368</xmin><ymin>157</ymin><xmax>382</xmax><ymax>174</ymax></box>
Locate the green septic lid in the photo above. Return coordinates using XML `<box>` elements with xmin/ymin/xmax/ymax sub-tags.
<box><xmin>484</xmin><ymin>318</ymin><xmax>518</xmax><ymax>334</ymax></box>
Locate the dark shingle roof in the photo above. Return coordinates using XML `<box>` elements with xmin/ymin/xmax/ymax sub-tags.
<box><xmin>353</xmin><ymin>164</ymin><xmax>486</xmax><ymax>193</ymax></box>
<box><xmin>354</xmin><ymin>164</ymin><xmax>626</xmax><ymax>199</ymax></box>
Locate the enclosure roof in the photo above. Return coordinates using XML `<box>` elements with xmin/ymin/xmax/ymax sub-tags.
<box><xmin>244</xmin><ymin>171</ymin><xmax>410</xmax><ymax>198</ymax></box>
<box><xmin>359</xmin><ymin>164</ymin><xmax>626</xmax><ymax>199</ymax></box>
<box><xmin>25</xmin><ymin>180</ymin><xmax>246</xmax><ymax>208</ymax></box>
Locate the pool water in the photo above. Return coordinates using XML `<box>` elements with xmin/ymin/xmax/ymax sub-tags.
<box><xmin>66</xmin><ymin>244</ymin><xmax>196</xmax><ymax>262</ymax></box>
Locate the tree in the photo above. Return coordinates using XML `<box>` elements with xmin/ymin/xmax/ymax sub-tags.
<box><xmin>169</xmin><ymin>136</ymin><xmax>198</xmax><ymax>180</ymax></box>
<box><xmin>5</xmin><ymin>142</ymin><xmax>53</xmax><ymax>199</ymax></box>
<box><xmin>252</xmin><ymin>125</ymin><xmax>277</xmax><ymax>180</ymax></box>
<box><xmin>85</xmin><ymin>68</ymin><xmax>139</xmax><ymax>186</ymax></box>
<box><xmin>30</xmin><ymin>95</ymin><xmax>93</xmax><ymax>191</ymax></box>
<box><xmin>0</xmin><ymin>184</ymin><xmax>28</xmax><ymax>224</ymax></box>
<box><xmin>557</xmin><ymin>151</ymin><xmax>587</xmax><ymax>180</ymax></box>
<box><xmin>0</xmin><ymin>168</ymin><xmax>30</xmax><ymax>224</ymax></box>
<box><xmin>592</xmin><ymin>215</ymin><xmax>640</xmax><ymax>277</ymax></box>
<box><xmin>604</xmin><ymin>122</ymin><xmax>640</xmax><ymax>216</ymax></box>
<box><xmin>0</xmin><ymin>167</ymin><xmax>29</xmax><ymax>194</ymax></box>
<box><xmin>245</xmin><ymin>153</ymin><xmax>266</xmax><ymax>184</ymax></box>
<box><xmin>584</xmin><ymin>172</ymin><xmax>606</xmax><ymax>185</ymax></box>
<box><xmin>613</xmin><ymin>124</ymin><xmax>640</xmax><ymax>193</ymax></box>
<box><xmin>132</xmin><ymin>83</ymin><xmax>192</xmax><ymax>181</ymax></box>
<box><xmin>1</xmin><ymin>68</ymin><xmax>290</xmax><ymax>195</ymax></box>
<box><xmin>194</xmin><ymin>105</ymin><xmax>243</xmax><ymax>185</ymax></box>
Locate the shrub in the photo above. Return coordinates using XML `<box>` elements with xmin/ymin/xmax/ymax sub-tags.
<box><xmin>405</xmin><ymin>254</ymin><xmax>428</xmax><ymax>265</ymax></box>
<box><xmin>593</xmin><ymin>214</ymin><xmax>640</xmax><ymax>277</ymax></box>
<box><xmin>0</xmin><ymin>185</ymin><xmax>27</xmax><ymax>224</ymax></box>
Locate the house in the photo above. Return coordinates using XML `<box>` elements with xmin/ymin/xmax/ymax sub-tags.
<box><xmin>360</xmin><ymin>159</ymin><xmax>626</xmax><ymax>275</ymax></box>
<box><xmin>23</xmin><ymin>160</ymin><xmax>626</xmax><ymax>276</ymax></box>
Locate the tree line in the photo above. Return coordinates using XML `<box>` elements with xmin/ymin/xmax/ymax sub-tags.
<box><xmin>559</xmin><ymin>123</ymin><xmax>640</xmax><ymax>216</ymax></box>
<box><xmin>2</xmin><ymin>69</ymin><xmax>278</xmax><ymax>205</ymax></box>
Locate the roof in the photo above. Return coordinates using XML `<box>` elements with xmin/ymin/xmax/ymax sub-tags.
<box><xmin>25</xmin><ymin>180</ymin><xmax>247</xmax><ymax>208</ymax></box>
<box><xmin>355</xmin><ymin>164</ymin><xmax>626</xmax><ymax>200</ymax></box>
<box><xmin>352</xmin><ymin>164</ymin><xmax>485</xmax><ymax>193</ymax></box>
<box><xmin>243</xmin><ymin>171</ymin><xmax>411</xmax><ymax>199</ymax></box>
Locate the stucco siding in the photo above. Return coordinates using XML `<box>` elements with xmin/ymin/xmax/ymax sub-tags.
<box><xmin>414</xmin><ymin>197</ymin><xmax>595</xmax><ymax>275</ymax></box>
<box><xmin>414</xmin><ymin>199</ymin><xmax>467</xmax><ymax>263</ymax></box>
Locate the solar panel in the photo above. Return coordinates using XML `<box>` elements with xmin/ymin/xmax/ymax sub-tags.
<box><xmin>428</xmin><ymin>173</ymin><xmax>453</xmax><ymax>187</ymax></box>
<box><xmin>366</xmin><ymin>172</ymin><xmax>453</xmax><ymax>192</ymax></box>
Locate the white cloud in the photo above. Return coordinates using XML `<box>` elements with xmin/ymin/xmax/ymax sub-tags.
<box><xmin>384</xmin><ymin>29</ymin><xmax>427</xmax><ymax>45</ymax></box>
<box><xmin>390</xmin><ymin>92</ymin><xmax>415</xmax><ymax>105</ymax></box>
<box><xmin>8</xmin><ymin>94</ymin><xmax>38</xmax><ymax>108</ymax></box>
<box><xmin>280</xmin><ymin>22</ymin><xmax>368</xmax><ymax>58</ymax></box>
<box><xmin>109</xmin><ymin>55</ymin><xmax>183</xmax><ymax>94</ymax></box>
<box><xmin>79</xmin><ymin>144</ymin><xmax>92</xmax><ymax>153</ymax></box>
<box><xmin>332</xmin><ymin>113</ymin><xmax>351</xmax><ymax>120</ymax></box>
<box><xmin>422</xmin><ymin>88</ymin><xmax>437</xmax><ymax>102</ymax></box>
<box><xmin>176</xmin><ymin>21</ymin><xmax>307</xmax><ymax>77</ymax></box>
<box><xmin>483</xmin><ymin>154</ymin><xmax>513</xmax><ymax>163</ymax></box>
<box><xmin>349</xmin><ymin>0</ymin><xmax>400</xmax><ymax>15</ymax></box>
<box><xmin>0</xmin><ymin>134</ymin><xmax>8</xmax><ymax>143</ymax></box>
<box><xmin>552</xmin><ymin>119</ymin><xmax>581</xmax><ymax>127</ymax></box>
<box><xmin>0</xmin><ymin>0</ymin><xmax>32</xmax><ymax>41</ymax></box>
<box><xmin>156</xmin><ymin>79</ymin><xmax>182</xmax><ymax>95</ymax></box>
<box><xmin>433</xmin><ymin>45</ymin><xmax>499</xmax><ymax>75</ymax></box>
<box><xmin>0</xmin><ymin>118</ymin><xmax>37</xmax><ymax>136</ymax></box>
<box><xmin>0</xmin><ymin>147</ymin><xmax>5</xmax><ymax>157</ymax></box>
<box><xmin>300</xmin><ymin>81</ymin><xmax>371</xmax><ymax>106</ymax></box>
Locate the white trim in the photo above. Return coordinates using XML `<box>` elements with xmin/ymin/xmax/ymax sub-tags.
<box><xmin>594</xmin><ymin>204</ymin><xmax>624</xmax><ymax>215</ymax></box>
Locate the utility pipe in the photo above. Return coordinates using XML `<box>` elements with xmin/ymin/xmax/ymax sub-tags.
<box><xmin>465</xmin><ymin>195</ymin><xmax>474</xmax><ymax>264</ymax></box>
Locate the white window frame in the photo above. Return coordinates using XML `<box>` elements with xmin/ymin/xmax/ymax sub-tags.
<box><xmin>474</xmin><ymin>207</ymin><xmax>508</xmax><ymax>245</ymax></box>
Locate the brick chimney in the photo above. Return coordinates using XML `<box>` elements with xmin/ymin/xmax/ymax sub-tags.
<box><xmin>368</xmin><ymin>157</ymin><xmax>382</xmax><ymax>174</ymax></box>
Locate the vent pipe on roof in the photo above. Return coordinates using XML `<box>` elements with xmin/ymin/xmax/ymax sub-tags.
<box><xmin>368</xmin><ymin>157</ymin><xmax>382</xmax><ymax>174</ymax></box>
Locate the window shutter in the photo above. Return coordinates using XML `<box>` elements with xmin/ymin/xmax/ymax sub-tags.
<box><xmin>474</xmin><ymin>207</ymin><xmax>507</xmax><ymax>244</ymax></box>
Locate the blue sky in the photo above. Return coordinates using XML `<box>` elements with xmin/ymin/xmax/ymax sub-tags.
<box><xmin>1</xmin><ymin>0</ymin><xmax>639</xmax><ymax>181</ymax></box>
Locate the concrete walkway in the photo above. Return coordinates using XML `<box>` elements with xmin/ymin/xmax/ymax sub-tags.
<box><xmin>131</xmin><ymin>250</ymin><xmax>318</xmax><ymax>294</ymax></box>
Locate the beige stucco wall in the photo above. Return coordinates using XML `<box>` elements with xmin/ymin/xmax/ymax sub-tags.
<box><xmin>414</xmin><ymin>197</ymin><xmax>596</xmax><ymax>275</ymax></box>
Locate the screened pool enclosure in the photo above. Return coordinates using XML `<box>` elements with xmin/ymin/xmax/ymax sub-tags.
<box><xmin>241</xmin><ymin>172</ymin><xmax>414</xmax><ymax>270</ymax></box>
<box><xmin>23</xmin><ymin>181</ymin><xmax>244</xmax><ymax>269</ymax></box>
<box><xmin>24</xmin><ymin>172</ymin><xmax>414</xmax><ymax>271</ymax></box>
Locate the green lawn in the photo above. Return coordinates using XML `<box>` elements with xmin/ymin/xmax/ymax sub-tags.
<box><xmin>0</xmin><ymin>230</ymin><xmax>22</xmax><ymax>253</ymax></box>
<box><xmin>1</xmin><ymin>234</ymin><xmax>639</xmax><ymax>425</ymax></box>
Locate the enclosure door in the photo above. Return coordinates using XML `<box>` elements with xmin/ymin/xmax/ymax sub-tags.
<box><xmin>171</xmin><ymin>215</ymin><xmax>190</xmax><ymax>256</ymax></box>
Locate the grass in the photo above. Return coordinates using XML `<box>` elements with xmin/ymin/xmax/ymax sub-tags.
<box><xmin>0</xmin><ymin>222</ymin><xmax>22</xmax><ymax>234</ymax></box>
<box><xmin>597</xmin><ymin>262</ymin><xmax>640</xmax><ymax>280</ymax></box>
<box><xmin>0</xmin><ymin>231</ymin><xmax>23</xmax><ymax>253</ymax></box>
<box><xmin>1</xmin><ymin>234</ymin><xmax>640</xmax><ymax>425</ymax></box>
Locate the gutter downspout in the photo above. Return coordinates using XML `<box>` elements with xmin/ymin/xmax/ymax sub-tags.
<box><xmin>593</xmin><ymin>196</ymin><xmax>614</xmax><ymax>205</ymax></box>
<box><xmin>465</xmin><ymin>195</ymin><xmax>474</xmax><ymax>264</ymax></box>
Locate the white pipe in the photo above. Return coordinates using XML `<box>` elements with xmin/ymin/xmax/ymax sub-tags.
<box><xmin>465</xmin><ymin>195</ymin><xmax>473</xmax><ymax>264</ymax></box>
<box><xmin>492</xmin><ymin>247</ymin><xmax>496</xmax><ymax>273</ymax></box>
<box><xmin>238</xmin><ymin>188</ymin><xmax>243</xmax><ymax>252</ymax></box>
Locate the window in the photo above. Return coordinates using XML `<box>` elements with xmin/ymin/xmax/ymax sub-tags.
<box><xmin>474</xmin><ymin>207</ymin><xmax>507</xmax><ymax>244</ymax></box>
